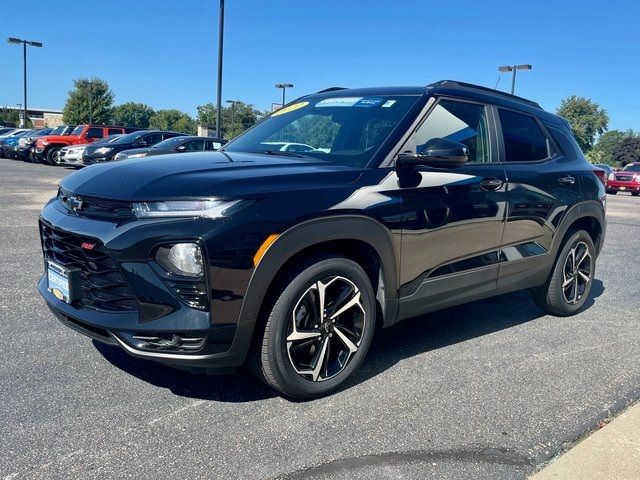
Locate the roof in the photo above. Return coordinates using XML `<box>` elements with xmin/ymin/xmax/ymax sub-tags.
<box><xmin>309</xmin><ymin>80</ymin><xmax>557</xmax><ymax>122</ymax></box>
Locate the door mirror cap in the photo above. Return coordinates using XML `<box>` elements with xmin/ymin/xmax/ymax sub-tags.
<box><xmin>397</xmin><ymin>138</ymin><xmax>469</xmax><ymax>168</ymax></box>
<box><xmin>176</xmin><ymin>145</ymin><xmax>187</xmax><ymax>152</ymax></box>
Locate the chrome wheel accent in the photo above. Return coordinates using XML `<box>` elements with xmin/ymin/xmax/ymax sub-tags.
<box><xmin>286</xmin><ymin>276</ymin><xmax>366</xmax><ymax>382</ymax></box>
<box><xmin>562</xmin><ymin>241</ymin><xmax>592</xmax><ymax>305</ymax></box>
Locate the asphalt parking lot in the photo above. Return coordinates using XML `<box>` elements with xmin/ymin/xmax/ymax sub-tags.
<box><xmin>1</xmin><ymin>158</ymin><xmax>639</xmax><ymax>480</ymax></box>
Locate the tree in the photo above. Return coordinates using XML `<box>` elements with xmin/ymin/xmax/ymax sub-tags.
<box><xmin>556</xmin><ymin>96</ymin><xmax>608</xmax><ymax>152</ymax></box>
<box><xmin>62</xmin><ymin>77</ymin><xmax>114</xmax><ymax>124</ymax></box>
<box><xmin>149</xmin><ymin>109</ymin><xmax>196</xmax><ymax>134</ymax></box>
<box><xmin>196</xmin><ymin>101</ymin><xmax>261</xmax><ymax>139</ymax></box>
<box><xmin>588</xmin><ymin>130</ymin><xmax>636</xmax><ymax>166</ymax></box>
<box><xmin>0</xmin><ymin>107</ymin><xmax>33</xmax><ymax>128</ymax></box>
<box><xmin>110</xmin><ymin>102</ymin><xmax>155</xmax><ymax>128</ymax></box>
<box><xmin>612</xmin><ymin>136</ymin><xmax>640</xmax><ymax>166</ymax></box>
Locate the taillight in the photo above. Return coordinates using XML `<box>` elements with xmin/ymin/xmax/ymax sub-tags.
<box><xmin>593</xmin><ymin>168</ymin><xmax>607</xmax><ymax>186</ymax></box>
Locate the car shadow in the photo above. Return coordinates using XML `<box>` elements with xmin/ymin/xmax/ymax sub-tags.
<box><xmin>94</xmin><ymin>279</ymin><xmax>604</xmax><ymax>402</ymax></box>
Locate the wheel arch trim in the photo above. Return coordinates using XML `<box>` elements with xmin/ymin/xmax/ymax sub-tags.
<box><xmin>238</xmin><ymin>215</ymin><xmax>400</xmax><ymax>330</ymax></box>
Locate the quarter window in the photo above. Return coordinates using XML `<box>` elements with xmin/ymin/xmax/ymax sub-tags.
<box><xmin>498</xmin><ymin>109</ymin><xmax>549</xmax><ymax>162</ymax></box>
<box><xmin>413</xmin><ymin>100</ymin><xmax>491</xmax><ymax>163</ymax></box>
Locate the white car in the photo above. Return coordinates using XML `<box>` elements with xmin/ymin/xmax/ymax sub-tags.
<box><xmin>56</xmin><ymin>144</ymin><xmax>88</xmax><ymax>167</ymax></box>
<box><xmin>260</xmin><ymin>141</ymin><xmax>317</xmax><ymax>153</ymax></box>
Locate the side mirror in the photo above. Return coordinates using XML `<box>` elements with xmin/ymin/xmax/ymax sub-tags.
<box><xmin>176</xmin><ymin>145</ymin><xmax>187</xmax><ymax>152</ymax></box>
<box><xmin>397</xmin><ymin>138</ymin><xmax>468</xmax><ymax>168</ymax></box>
<box><xmin>137</xmin><ymin>139</ymin><xmax>148</xmax><ymax>147</ymax></box>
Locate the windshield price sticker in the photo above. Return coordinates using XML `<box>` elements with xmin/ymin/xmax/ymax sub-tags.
<box><xmin>316</xmin><ymin>97</ymin><xmax>363</xmax><ymax>107</ymax></box>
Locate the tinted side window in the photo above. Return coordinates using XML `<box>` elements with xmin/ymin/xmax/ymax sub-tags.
<box><xmin>141</xmin><ymin>133</ymin><xmax>163</xmax><ymax>145</ymax></box>
<box><xmin>498</xmin><ymin>109</ymin><xmax>549</xmax><ymax>162</ymax></box>
<box><xmin>184</xmin><ymin>140</ymin><xmax>205</xmax><ymax>151</ymax></box>
<box><xmin>414</xmin><ymin>100</ymin><xmax>491</xmax><ymax>163</ymax></box>
<box><xmin>86</xmin><ymin>127</ymin><xmax>104</xmax><ymax>139</ymax></box>
<box><xmin>107</xmin><ymin>128</ymin><xmax>122</xmax><ymax>136</ymax></box>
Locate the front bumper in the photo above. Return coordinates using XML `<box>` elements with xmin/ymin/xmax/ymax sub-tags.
<box><xmin>58</xmin><ymin>151</ymin><xmax>84</xmax><ymax>166</ymax></box>
<box><xmin>38</xmin><ymin>199</ymin><xmax>255</xmax><ymax>371</ymax></box>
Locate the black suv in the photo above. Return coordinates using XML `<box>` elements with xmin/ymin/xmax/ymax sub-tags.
<box><xmin>82</xmin><ymin>130</ymin><xmax>186</xmax><ymax>164</ymax></box>
<box><xmin>38</xmin><ymin>81</ymin><xmax>605</xmax><ymax>399</ymax></box>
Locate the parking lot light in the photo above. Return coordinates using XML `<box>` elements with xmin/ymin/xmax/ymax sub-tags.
<box><xmin>498</xmin><ymin>64</ymin><xmax>532</xmax><ymax>95</ymax></box>
<box><xmin>7</xmin><ymin>37</ymin><xmax>44</xmax><ymax>128</ymax></box>
<box><xmin>275</xmin><ymin>83</ymin><xmax>294</xmax><ymax>108</ymax></box>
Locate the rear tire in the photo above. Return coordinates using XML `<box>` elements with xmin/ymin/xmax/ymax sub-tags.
<box><xmin>250</xmin><ymin>255</ymin><xmax>376</xmax><ymax>399</ymax></box>
<box><xmin>532</xmin><ymin>229</ymin><xmax>596</xmax><ymax>316</ymax></box>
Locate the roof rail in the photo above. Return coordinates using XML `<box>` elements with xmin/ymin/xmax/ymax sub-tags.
<box><xmin>430</xmin><ymin>80</ymin><xmax>542</xmax><ymax>109</ymax></box>
<box><xmin>316</xmin><ymin>86</ymin><xmax>347</xmax><ymax>94</ymax></box>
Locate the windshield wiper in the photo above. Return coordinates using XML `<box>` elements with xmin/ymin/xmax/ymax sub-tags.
<box><xmin>263</xmin><ymin>150</ymin><xmax>307</xmax><ymax>158</ymax></box>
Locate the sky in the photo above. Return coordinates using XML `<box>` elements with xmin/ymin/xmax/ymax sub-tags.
<box><xmin>1</xmin><ymin>0</ymin><xmax>639</xmax><ymax>131</ymax></box>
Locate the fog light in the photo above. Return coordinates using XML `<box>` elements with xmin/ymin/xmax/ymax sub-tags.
<box><xmin>156</xmin><ymin>243</ymin><xmax>203</xmax><ymax>277</ymax></box>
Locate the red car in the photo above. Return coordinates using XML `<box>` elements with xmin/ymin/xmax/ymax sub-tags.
<box><xmin>34</xmin><ymin>124</ymin><xmax>137</xmax><ymax>165</ymax></box>
<box><xmin>607</xmin><ymin>162</ymin><xmax>640</xmax><ymax>196</ymax></box>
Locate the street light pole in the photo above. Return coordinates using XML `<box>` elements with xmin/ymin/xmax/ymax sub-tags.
<box><xmin>275</xmin><ymin>83</ymin><xmax>294</xmax><ymax>108</ymax></box>
<box><xmin>226</xmin><ymin>100</ymin><xmax>240</xmax><ymax>138</ymax></box>
<box><xmin>498</xmin><ymin>64</ymin><xmax>532</xmax><ymax>95</ymax></box>
<box><xmin>7</xmin><ymin>37</ymin><xmax>43</xmax><ymax>128</ymax></box>
<box><xmin>88</xmin><ymin>80</ymin><xmax>93</xmax><ymax>124</ymax></box>
<box><xmin>215</xmin><ymin>0</ymin><xmax>225</xmax><ymax>138</ymax></box>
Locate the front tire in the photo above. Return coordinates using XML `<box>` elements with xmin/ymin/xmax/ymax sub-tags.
<box><xmin>46</xmin><ymin>147</ymin><xmax>62</xmax><ymax>165</ymax></box>
<box><xmin>532</xmin><ymin>229</ymin><xmax>596</xmax><ymax>316</ymax></box>
<box><xmin>632</xmin><ymin>192</ymin><xmax>639</xmax><ymax>197</ymax></box>
<box><xmin>250</xmin><ymin>256</ymin><xmax>376</xmax><ymax>399</ymax></box>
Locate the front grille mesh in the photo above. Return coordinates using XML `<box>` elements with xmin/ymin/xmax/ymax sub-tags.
<box><xmin>40</xmin><ymin>223</ymin><xmax>138</xmax><ymax>312</ymax></box>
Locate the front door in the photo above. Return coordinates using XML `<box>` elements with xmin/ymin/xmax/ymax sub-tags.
<box><xmin>397</xmin><ymin>98</ymin><xmax>508</xmax><ymax>320</ymax></box>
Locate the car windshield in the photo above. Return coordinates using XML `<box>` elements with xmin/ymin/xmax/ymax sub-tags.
<box><xmin>111</xmin><ymin>131</ymin><xmax>148</xmax><ymax>145</ymax></box>
<box><xmin>70</xmin><ymin>126</ymin><xmax>85</xmax><ymax>136</ymax></box>
<box><xmin>91</xmin><ymin>135</ymin><xmax>122</xmax><ymax>146</ymax></box>
<box><xmin>49</xmin><ymin>126</ymin><xmax>66</xmax><ymax>135</ymax></box>
<box><xmin>224</xmin><ymin>95</ymin><xmax>421</xmax><ymax>167</ymax></box>
<box><xmin>622</xmin><ymin>164</ymin><xmax>640</xmax><ymax>172</ymax></box>
<box><xmin>152</xmin><ymin>137</ymin><xmax>190</xmax><ymax>149</ymax></box>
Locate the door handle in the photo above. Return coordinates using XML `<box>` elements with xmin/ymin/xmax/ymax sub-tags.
<box><xmin>558</xmin><ymin>175</ymin><xmax>576</xmax><ymax>185</ymax></box>
<box><xmin>480</xmin><ymin>177</ymin><xmax>504</xmax><ymax>191</ymax></box>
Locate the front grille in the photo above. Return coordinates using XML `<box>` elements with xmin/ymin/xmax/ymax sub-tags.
<box><xmin>59</xmin><ymin>189</ymin><xmax>134</xmax><ymax>221</ymax></box>
<box><xmin>40</xmin><ymin>222</ymin><xmax>138</xmax><ymax>312</ymax></box>
<box><xmin>616</xmin><ymin>175</ymin><xmax>633</xmax><ymax>182</ymax></box>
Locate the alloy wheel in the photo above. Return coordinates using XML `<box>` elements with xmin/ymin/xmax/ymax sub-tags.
<box><xmin>286</xmin><ymin>276</ymin><xmax>366</xmax><ymax>382</ymax></box>
<box><xmin>562</xmin><ymin>240</ymin><xmax>592</xmax><ymax>305</ymax></box>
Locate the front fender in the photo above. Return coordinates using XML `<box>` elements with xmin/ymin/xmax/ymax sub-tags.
<box><xmin>232</xmin><ymin>215</ymin><xmax>400</xmax><ymax>362</ymax></box>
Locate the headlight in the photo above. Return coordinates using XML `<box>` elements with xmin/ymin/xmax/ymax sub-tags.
<box><xmin>126</xmin><ymin>153</ymin><xmax>147</xmax><ymax>159</ymax></box>
<box><xmin>114</xmin><ymin>152</ymin><xmax>127</xmax><ymax>160</ymax></box>
<box><xmin>94</xmin><ymin>147</ymin><xmax>113</xmax><ymax>155</ymax></box>
<box><xmin>156</xmin><ymin>243</ymin><xmax>203</xmax><ymax>277</ymax></box>
<box><xmin>608</xmin><ymin>173</ymin><xmax>614</xmax><ymax>180</ymax></box>
<box><xmin>635</xmin><ymin>175</ymin><xmax>640</xmax><ymax>183</ymax></box>
<box><xmin>133</xmin><ymin>199</ymin><xmax>241</xmax><ymax>219</ymax></box>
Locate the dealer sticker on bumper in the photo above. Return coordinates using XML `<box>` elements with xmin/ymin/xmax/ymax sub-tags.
<box><xmin>47</xmin><ymin>261</ymin><xmax>71</xmax><ymax>303</ymax></box>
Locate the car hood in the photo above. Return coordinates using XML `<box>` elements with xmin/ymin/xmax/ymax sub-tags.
<box><xmin>37</xmin><ymin>135</ymin><xmax>82</xmax><ymax>145</ymax></box>
<box><xmin>118</xmin><ymin>147</ymin><xmax>154</xmax><ymax>157</ymax></box>
<box><xmin>60</xmin><ymin>151</ymin><xmax>363</xmax><ymax>200</ymax></box>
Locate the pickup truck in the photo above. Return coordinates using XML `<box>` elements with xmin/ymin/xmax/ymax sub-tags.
<box><xmin>34</xmin><ymin>124</ymin><xmax>140</xmax><ymax>165</ymax></box>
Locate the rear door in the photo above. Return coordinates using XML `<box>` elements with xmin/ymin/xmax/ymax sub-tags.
<box><xmin>397</xmin><ymin>98</ymin><xmax>508</xmax><ymax>319</ymax></box>
<box><xmin>495</xmin><ymin>107</ymin><xmax>582</xmax><ymax>292</ymax></box>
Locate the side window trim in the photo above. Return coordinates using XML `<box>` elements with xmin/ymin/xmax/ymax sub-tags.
<box><xmin>401</xmin><ymin>96</ymin><xmax>498</xmax><ymax>165</ymax></box>
<box><xmin>494</xmin><ymin>105</ymin><xmax>561</xmax><ymax>165</ymax></box>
